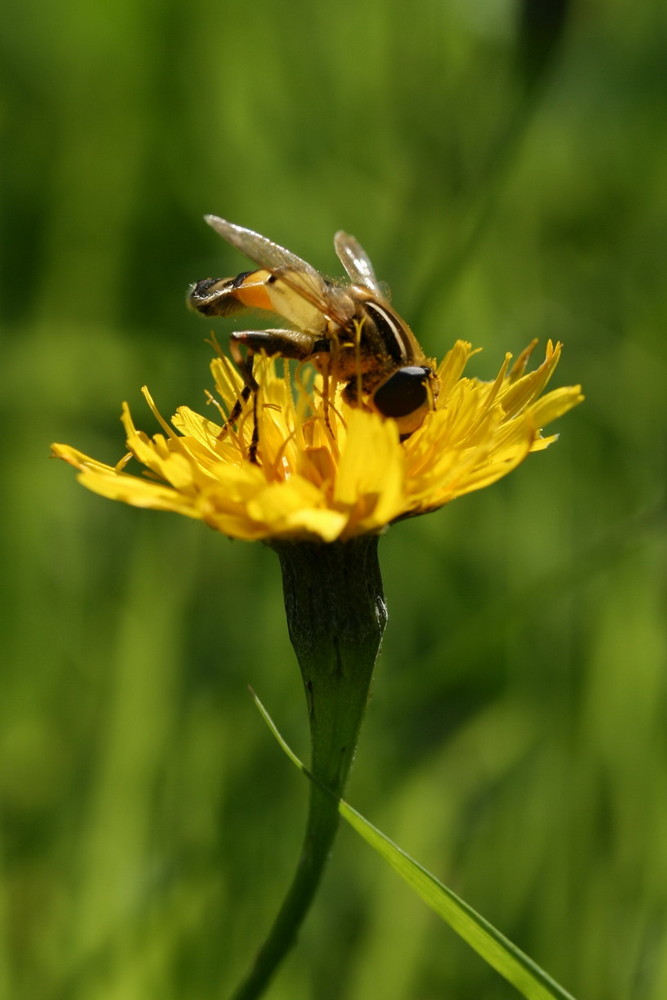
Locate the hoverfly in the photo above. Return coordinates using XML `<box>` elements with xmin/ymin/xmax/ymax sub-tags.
<box><xmin>188</xmin><ymin>216</ymin><xmax>439</xmax><ymax>461</ymax></box>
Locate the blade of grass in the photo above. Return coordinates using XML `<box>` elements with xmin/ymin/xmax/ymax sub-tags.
<box><xmin>251</xmin><ymin>689</ymin><xmax>578</xmax><ymax>1000</ymax></box>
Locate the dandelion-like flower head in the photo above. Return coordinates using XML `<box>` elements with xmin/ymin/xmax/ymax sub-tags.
<box><xmin>52</xmin><ymin>339</ymin><xmax>582</xmax><ymax>542</ymax></box>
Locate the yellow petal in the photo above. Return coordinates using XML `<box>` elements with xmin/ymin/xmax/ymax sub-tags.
<box><xmin>53</xmin><ymin>340</ymin><xmax>582</xmax><ymax>541</ymax></box>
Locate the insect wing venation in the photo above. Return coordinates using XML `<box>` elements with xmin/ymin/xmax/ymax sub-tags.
<box><xmin>205</xmin><ymin>215</ymin><xmax>351</xmax><ymax>328</ymax></box>
<box><xmin>334</xmin><ymin>231</ymin><xmax>384</xmax><ymax>297</ymax></box>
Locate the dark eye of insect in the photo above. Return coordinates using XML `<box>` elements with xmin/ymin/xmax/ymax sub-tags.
<box><xmin>373</xmin><ymin>367</ymin><xmax>431</xmax><ymax>419</ymax></box>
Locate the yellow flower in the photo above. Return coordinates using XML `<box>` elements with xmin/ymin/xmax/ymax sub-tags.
<box><xmin>52</xmin><ymin>339</ymin><xmax>582</xmax><ymax>543</ymax></box>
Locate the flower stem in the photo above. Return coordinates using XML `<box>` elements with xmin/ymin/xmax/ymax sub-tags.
<box><xmin>229</xmin><ymin>535</ymin><xmax>387</xmax><ymax>1000</ymax></box>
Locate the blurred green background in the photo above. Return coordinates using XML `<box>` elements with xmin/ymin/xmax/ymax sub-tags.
<box><xmin>2</xmin><ymin>0</ymin><xmax>666</xmax><ymax>997</ymax></box>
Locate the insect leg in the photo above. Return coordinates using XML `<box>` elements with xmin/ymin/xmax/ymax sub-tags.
<box><xmin>225</xmin><ymin>329</ymin><xmax>322</xmax><ymax>463</ymax></box>
<box><xmin>226</xmin><ymin>337</ymin><xmax>261</xmax><ymax>462</ymax></box>
<box><xmin>231</xmin><ymin>328</ymin><xmax>318</xmax><ymax>361</ymax></box>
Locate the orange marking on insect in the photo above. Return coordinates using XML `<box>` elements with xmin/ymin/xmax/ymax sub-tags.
<box><xmin>235</xmin><ymin>272</ymin><xmax>274</xmax><ymax>312</ymax></box>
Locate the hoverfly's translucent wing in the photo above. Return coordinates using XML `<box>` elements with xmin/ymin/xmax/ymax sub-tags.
<box><xmin>334</xmin><ymin>231</ymin><xmax>385</xmax><ymax>297</ymax></box>
<box><xmin>206</xmin><ymin>216</ymin><xmax>322</xmax><ymax>281</ymax></box>
<box><xmin>204</xmin><ymin>216</ymin><xmax>350</xmax><ymax>326</ymax></box>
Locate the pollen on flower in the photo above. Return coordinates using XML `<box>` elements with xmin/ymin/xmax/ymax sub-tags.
<box><xmin>51</xmin><ymin>341</ymin><xmax>583</xmax><ymax>543</ymax></box>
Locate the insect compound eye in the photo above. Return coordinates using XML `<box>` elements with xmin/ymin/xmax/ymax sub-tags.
<box><xmin>372</xmin><ymin>366</ymin><xmax>432</xmax><ymax>419</ymax></box>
